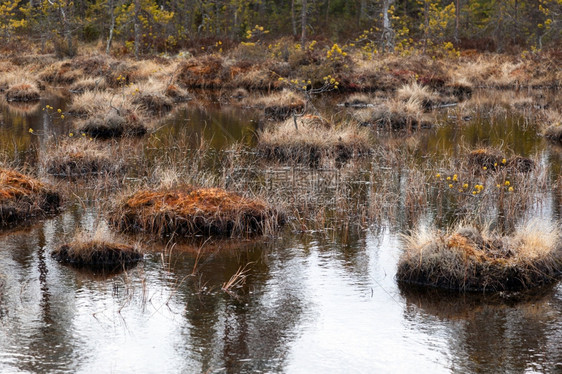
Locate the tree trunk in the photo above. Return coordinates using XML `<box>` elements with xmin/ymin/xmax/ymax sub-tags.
<box><xmin>134</xmin><ymin>0</ymin><xmax>140</xmax><ymax>59</ymax></box>
<box><xmin>381</xmin><ymin>0</ymin><xmax>395</xmax><ymax>52</ymax></box>
<box><xmin>423</xmin><ymin>0</ymin><xmax>429</xmax><ymax>53</ymax></box>
<box><xmin>455</xmin><ymin>0</ymin><xmax>460</xmax><ymax>41</ymax></box>
<box><xmin>359</xmin><ymin>0</ymin><xmax>367</xmax><ymax>25</ymax></box>
<box><xmin>301</xmin><ymin>0</ymin><xmax>307</xmax><ymax>45</ymax></box>
<box><xmin>291</xmin><ymin>0</ymin><xmax>297</xmax><ymax>36</ymax></box>
<box><xmin>106</xmin><ymin>0</ymin><xmax>116</xmax><ymax>54</ymax></box>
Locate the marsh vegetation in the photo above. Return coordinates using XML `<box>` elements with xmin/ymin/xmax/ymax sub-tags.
<box><xmin>0</xmin><ymin>3</ymin><xmax>561</xmax><ymax>369</ymax></box>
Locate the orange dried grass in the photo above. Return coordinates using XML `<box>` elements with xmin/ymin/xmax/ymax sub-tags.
<box><xmin>110</xmin><ymin>187</ymin><xmax>281</xmax><ymax>238</ymax></box>
<box><xmin>0</xmin><ymin>168</ymin><xmax>61</xmax><ymax>226</ymax></box>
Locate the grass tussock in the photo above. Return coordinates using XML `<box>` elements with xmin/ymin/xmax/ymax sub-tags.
<box><xmin>468</xmin><ymin>148</ymin><xmax>535</xmax><ymax>173</ymax></box>
<box><xmin>0</xmin><ymin>168</ymin><xmax>61</xmax><ymax>226</ymax></box>
<box><xmin>77</xmin><ymin>111</ymin><xmax>147</xmax><ymax>138</ymax></box>
<box><xmin>69</xmin><ymin>77</ymin><xmax>107</xmax><ymax>93</ymax></box>
<box><xmin>109</xmin><ymin>186</ymin><xmax>282</xmax><ymax>238</ymax></box>
<box><xmin>249</xmin><ymin>89</ymin><xmax>305</xmax><ymax>121</ymax></box>
<box><xmin>127</xmin><ymin>80</ymin><xmax>178</xmax><ymax>115</ymax></box>
<box><xmin>258</xmin><ymin>115</ymin><xmax>371</xmax><ymax>165</ymax></box>
<box><xmin>69</xmin><ymin>90</ymin><xmax>147</xmax><ymax>138</ymax></box>
<box><xmin>52</xmin><ymin>229</ymin><xmax>142</xmax><ymax>269</ymax></box>
<box><xmin>397</xmin><ymin>220</ymin><xmax>562</xmax><ymax>292</ymax></box>
<box><xmin>396</xmin><ymin>82</ymin><xmax>446</xmax><ymax>110</ymax></box>
<box><xmin>177</xmin><ymin>55</ymin><xmax>224</xmax><ymax>88</ymax></box>
<box><xmin>39</xmin><ymin>61</ymin><xmax>82</xmax><ymax>85</ymax></box>
<box><xmin>354</xmin><ymin>97</ymin><xmax>433</xmax><ymax>131</ymax></box>
<box><xmin>5</xmin><ymin>80</ymin><xmax>40</xmax><ymax>102</ymax></box>
<box><xmin>43</xmin><ymin>137</ymin><xmax>121</xmax><ymax>178</ymax></box>
<box><xmin>544</xmin><ymin>124</ymin><xmax>562</xmax><ymax>144</ymax></box>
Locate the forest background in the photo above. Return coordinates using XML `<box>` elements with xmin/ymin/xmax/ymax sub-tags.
<box><xmin>0</xmin><ymin>0</ymin><xmax>560</xmax><ymax>59</ymax></box>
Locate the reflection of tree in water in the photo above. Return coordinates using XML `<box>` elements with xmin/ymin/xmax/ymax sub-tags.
<box><xmin>400</xmin><ymin>284</ymin><xmax>562</xmax><ymax>372</ymax></box>
<box><xmin>173</xmin><ymin>238</ymin><xmax>310</xmax><ymax>374</ymax></box>
<box><xmin>0</xmin><ymin>217</ymin><xmax>85</xmax><ymax>373</ymax></box>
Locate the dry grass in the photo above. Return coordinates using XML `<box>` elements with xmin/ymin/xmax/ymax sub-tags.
<box><xmin>43</xmin><ymin>137</ymin><xmax>122</xmax><ymax>178</ymax></box>
<box><xmin>396</xmin><ymin>82</ymin><xmax>444</xmax><ymax>110</ymax></box>
<box><xmin>354</xmin><ymin>97</ymin><xmax>433</xmax><ymax>131</ymax></box>
<box><xmin>126</xmin><ymin>80</ymin><xmax>176</xmax><ymax>115</ymax></box>
<box><xmin>69</xmin><ymin>90</ymin><xmax>147</xmax><ymax>138</ymax></box>
<box><xmin>69</xmin><ymin>77</ymin><xmax>107</xmax><ymax>93</ymax></box>
<box><xmin>52</xmin><ymin>228</ymin><xmax>142</xmax><ymax>269</ymax></box>
<box><xmin>544</xmin><ymin>124</ymin><xmax>562</xmax><ymax>144</ymax></box>
<box><xmin>397</xmin><ymin>220</ymin><xmax>562</xmax><ymax>292</ymax></box>
<box><xmin>77</xmin><ymin>111</ymin><xmax>147</xmax><ymax>138</ymax></box>
<box><xmin>39</xmin><ymin>60</ymin><xmax>82</xmax><ymax>85</ymax></box>
<box><xmin>5</xmin><ymin>80</ymin><xmax>40</xmax><ymax>102</ymax></box>
<box><xmin>249</xmin><ymin>89</ymin><xmax>305</xmax><ymax>121</ymax></box>
<box><xmin>467</xmin><ymin>148</ymin><xmax>535</xmax><ymax>173</ymax></box>
<box><xmin>109</xmin><ymin>186</ymin><xmax>283</xmax><ymax>238</ymax></box>
<box><xmin>0</xmin><ymin>168</ymin><xmax>62</xmax><ymax>226</ymax></box>
<box><xmin>258</xmin><ymin>115</ymin><xmax>371</xmax><ymax>165</ymax></box>
<box><xmin>177</xmin><ymin>55</ymin><xmax>225</xmax><ymax>88</ymax></box>
<box><xmin>68</xmin><ymin>90</ymin><xmax>122</xmax><ymax>117</ymax></box>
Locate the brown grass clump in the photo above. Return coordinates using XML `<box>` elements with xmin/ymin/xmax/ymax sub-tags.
<box><xmin>467</xmin><ymin>148</ymin><xmax>502</xmax><ymax>169</ymax></box>
<box><xmin>69</xmin><ymin>90</ymin><xmax>147</xmax><ymax>138</ymax></box>
<box><xmin>69</xmin><ymin>77</ymin><xmax>107</xmax><ymax>93</ymax></box>
<box><xmin>396</xmin><ymin>82</ymin><xmax>444</xmax><ymax>110</ymax></box>
<box><xmin>177</xmin><ymin>55</ymin><xmax>225</xmax><ymax>88</ymax></box>
<box><xmin>5</xmin><ymin>81</ymin><xmax>40</xmax><ymax>102</ymax></box>
<box><xmin>397</xmin><ymin>221</ymin><xmax>562</xmax><ymax>292</ymax></box>
<box><xmin>354</xmin><ymin>98</ymin><xmax>433</xmax><ymax>131</ymax></box>
<box><xmin>77</xmin><ymin>111</ymin><xmax>147</xmax><ymax>139</ymax></box>
<box><xmin>467</xmin><ymin>149</ymin><xmax>535</xmax><ymax>172</ymax></box>
<box><xmin>39</xmin><ymin>61</ymin><xmax>82</xmax><ymax>85</ymax></box>
<box><xmin>68</xmin><ymin>90</ymin><xmax>119</xmax><ymax>117</ymax></box>
<box><xmin>164</xmin><ymin>83</ymin><xmax>190</xmax><ymax>102</ymax></box>
<box><xmin>109</xmin><ymin>186</ymin><xmax>282</xmax><ymax>238</ymax></box>
<box><xmin>544</xmin><ymin>124</ymin><xmax>562</xmax><ymax>144</ymax></box>
<box><xmin>258</xmin><ymin>116</ymin><xmax>371</xmax><ymax>165</ymax></box>
<box><xmin>43</xmin><ymin>138</ymin><xmax>120</xmax><ymax>178</ymax></box>
<box><xmin>52</xmin><ymin>232</ymin><xmax>142</xmax><ymax>269</ymax></box>
<box><xmin>128</xmin><ymin>81</ymin><xmax>174</xmax><ymax>115</ymax></box>
<box><xmin>0</xmin><ymin>168</ymin><xmax>61</xmax><ymax>226</ymax></box>
<box><xmin>250</xmin><ymin>89</ymin><xmax>305</xmax><ymax>121</ymax></box>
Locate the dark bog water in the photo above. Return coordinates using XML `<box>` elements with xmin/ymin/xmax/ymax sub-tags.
<box><xmin>0</xmin><ymin>90</ymin><xmax>561</xmax><ymax>373</ymax></box>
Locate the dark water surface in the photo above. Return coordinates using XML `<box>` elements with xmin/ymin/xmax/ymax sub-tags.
<box><xmin>0</xmin><ymin>90</ymin><xmax>561</xmax><ymax>373</ymax></box>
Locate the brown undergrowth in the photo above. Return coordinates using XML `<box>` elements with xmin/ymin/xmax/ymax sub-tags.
<box><xmin>0</xmin><ymin>168</ymin><xmax>62</xmax><ymax>226</ymax></box>
<box><xmin>109</xmin><ymin>186</ymin><xmax>283</xmax><ymax>238</ymax></box>
<box><xmin>397</xmin><ymin>221</ymin><xmax>562</xmax><ymax>292</ymax></box>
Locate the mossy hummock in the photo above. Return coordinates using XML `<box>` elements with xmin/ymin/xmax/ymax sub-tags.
<box><xmin>0</xmin><ymin>168</ymin><xmax>62</xmax><ymax>226</ymax></box>
<box><xmin>109</xmin><ymin>187</ymin><xmax>282</xmax><ymax>238</ymax></box>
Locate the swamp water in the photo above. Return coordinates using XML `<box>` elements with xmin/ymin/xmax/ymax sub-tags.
<box><xmin>0</xmin><ymin>90</ymin><xmax>561</xmax><ymax>373</ymax></box>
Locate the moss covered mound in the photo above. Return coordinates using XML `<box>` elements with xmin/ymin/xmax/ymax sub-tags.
<box><xmin>109</xmin><ymin>187</ymin><xmax>282</xmax><ymax>238</ymax></box>
<box><xmin>0</xmin><ymin>168</ymin><xmax>62</xmax><ymax>226</ymax></box>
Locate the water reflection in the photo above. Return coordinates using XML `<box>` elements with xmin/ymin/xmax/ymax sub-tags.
<box><xmin>401</xmin><ymin>285</ymin><xmax>562</xmax><ymax>373</ymax></box>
